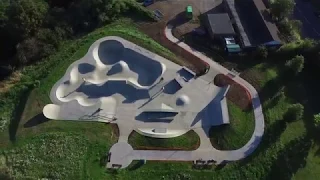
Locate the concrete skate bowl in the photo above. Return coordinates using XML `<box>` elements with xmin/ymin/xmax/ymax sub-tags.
<box><xmin>95</xmin><ymin>40</ymin><xmax>165</xmax><ymax>87</ymax></box>
<box><xmin>176</xmin><ymin>94</ymin><xmax>190</xmax><ymax>107</ymax></box>
<box><xmin>56</xmin><ymin>80</ymin><xmax>150</xmax><ymax>105</ymax></box>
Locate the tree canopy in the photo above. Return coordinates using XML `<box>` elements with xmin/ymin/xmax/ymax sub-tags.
<box><xmin>285</xmin><ymin>55</ymin><xmax>305</xmax><ymax>75</ymax></box>
<box><xmin>270</xmin><ymin>0</ymin><xmax>295</xmax><ymax>21</ymax></box>
<box><xmin>0</xmin><ymin>0</ymin><xmax>153</xmax><ymax>70</ymax></box>
<box><xmin>284</xmin><ymin>103</ymin><xmax>304</xmax><ymax>122</ymax></box>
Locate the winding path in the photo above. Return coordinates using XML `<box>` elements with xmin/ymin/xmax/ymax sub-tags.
<box><xmin>164</xmin><ymin>24</ymin><xmax>265</xmax><ymax>161</ymax></box>
<box><xmin>106</xmin><ymin>25</ymin><xmax>265</xmax><ymax>169</ymax></box>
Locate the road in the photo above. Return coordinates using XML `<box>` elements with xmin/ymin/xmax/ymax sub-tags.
<box><xmin>294</xmin><ymin>0</ymin><xmax>320</xmax><ymax>39</ymax></box>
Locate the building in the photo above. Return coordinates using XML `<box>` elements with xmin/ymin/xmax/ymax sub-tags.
<box><xmin>205</xmin><ymin>13</ymin><xmax>241</xmax><ymax>53</ymax></box>
<box><xmin>205</xmin><ymin>13</ymin><xmax>236</xmax><ymax>39</ymax></box>
<box><xmin>224</xmin><ymin>0</ymin><xmax>282</xmax><ymax>48</ymax></box>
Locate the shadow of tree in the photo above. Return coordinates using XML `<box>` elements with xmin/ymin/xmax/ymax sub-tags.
<box><xmin>128</xmin><ymin>160</ymin><xmax>145</xmax><ymax>171</ymax></box>
<box><xmin>266</xmin><ymin>135</ymin><xmax>312</xmax><ymax>180</ymax></box>
<box><xmin>9</xmin><ymin>89</ymin><xmax>32</xmax><ymax>142</ymax></box>
<box><xmin>24</xmin><ymin>113</ymin><xmax>50</xmax><ymax>128</ymax></box>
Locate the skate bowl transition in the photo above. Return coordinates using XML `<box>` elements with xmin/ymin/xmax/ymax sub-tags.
<box><xmin>43</xmin><ymin>36</ymin><xmax>264</xmax><ymax>169</ymax></box>
<box><xmin>43</xmin><ymin>36</ymin><xmax>231</xmax><ymax>138</ymax></box>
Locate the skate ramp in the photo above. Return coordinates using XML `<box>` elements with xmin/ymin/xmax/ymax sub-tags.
<box><xmin>44</xmin><ymin>36</ymin><xmax>170</xmax><ymax>120</ymax></box>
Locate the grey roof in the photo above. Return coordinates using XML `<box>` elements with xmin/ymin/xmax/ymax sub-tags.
<box><xmin>224</xmin><ymin>0</ymin><xmax>251</xmax><ymax>47</ymax></box>
<box><xmin>206</xmin><ymin>13</ymin><xmax>235</xmax><ymax>35</ymax></box>
<box><xmin>224</xmin><ymin>0</ymin><xmax>281</xmax><ymax>47</ymax></box>
<box><xmin>251</xmin><ymin>0</ymin><xmax>281</xmax><ymax>42</ymax></box>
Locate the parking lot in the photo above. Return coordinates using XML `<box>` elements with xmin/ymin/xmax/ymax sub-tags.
<box><xmin>136</xmin><ymin>0</ymin><xmax>224</xmax><ymax>73</ymax></box>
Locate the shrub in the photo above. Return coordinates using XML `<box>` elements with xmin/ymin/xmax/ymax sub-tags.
<box><xmin>314</xmin><ymin>114</ymin><xmax>320</xmax><ymax>128</ymax></box>
<box><xmin>278</xmin><ymin>20</ymin><xmax>302</xmax><ymax>42</ymax></box>
<box><xmin>270</xmin><ymin>0</ymin><xmax>294</xmax><ymax>21</ymax></box>
<box><xmin>15</xmin><ymin>38</ymin><xmax>43</xmax><ymax>66</ymax></box>
<box><xmin>285</xmin><ymin>55</ymin><xmax>304</xmax><ymax>75</ymax></box>
<box><xmin>255</xmin><ymin>45</ymin><xmax>268</xmax><ymax>59</ymax></box>
<box><xmin>284</xmin><ymin>103</ymin><xmax>304</xmax><ymax>122</ymax></box>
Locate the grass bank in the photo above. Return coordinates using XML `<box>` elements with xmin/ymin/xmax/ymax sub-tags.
<box><xmin>128</xmin><ymin>131</ymin><xmax>199</xmax><ymax>150</ymax></box>
<box><xmin>209</xmin><ymin>101</ymin><xmax>254</xmax><ymax>150</ymax></box>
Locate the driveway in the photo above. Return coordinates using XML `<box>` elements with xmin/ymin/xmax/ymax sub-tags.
<box><xmin>294</xmin><ymin>0</ymin><xmax>320</xmax><ymax>39</ymax></box>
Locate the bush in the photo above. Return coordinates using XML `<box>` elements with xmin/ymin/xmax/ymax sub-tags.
<box><xmin>15</xmin><ymin>38</ymin><xmax>42</xmax><ymax>66</ymax></box>
<box><xmin>270</xmin><ymin>0</ymin><xmax>294</xmax><ymax>21</ymax></box>
<box><xmin>284</xmin><ymin>103</ymin><xmax>304</xmax><ymax>122</ymax></box>
<box><xmin>255</xmin><ymin>45</ymin><xmax>268</xmax><ymax>59</ymax></box>
<box><xmin>285</xmin><ymin>55</ymin><xmax>304</xmax><ymax>75</ymax></box>
<box><xmin>314</xmin><ymin>114</ymin><xmax>320</xmax><ymax>128</ymax></box>
<box><xmin>278</xmin><ymin>20</ymin><xmax>302</xmax><ymax>42</ymax></box>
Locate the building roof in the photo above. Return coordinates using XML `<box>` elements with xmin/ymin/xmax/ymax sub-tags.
<box><xmin>206</xmin><ymin>13</ymin><xmax>235</xmax><ymax>35</ymax></box>
<box><xmin>224</xmin><ymin>0</ymin><xmax>251</xmax><ymax>47</ymax></box>
<box><xmin>224</xmin><ymin>0</ymin><xmax>281</xmax><ymax>47</ymax></box>
<box><xmin>251</xmin><ymin>0</ymin><xmax>281</xmax><ymax>43</ymax></box>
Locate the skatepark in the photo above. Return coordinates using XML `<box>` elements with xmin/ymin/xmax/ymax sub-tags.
<box><xmin>43</xmin><ymin>36</ymin><xmax>264</xmax><ymax>169</ymax></box>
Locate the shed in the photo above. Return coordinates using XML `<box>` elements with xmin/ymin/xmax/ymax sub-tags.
<box><xmin>205</xmin><ymin>13</ymin><xmax>236</xmax><ymax>39</ymax></box>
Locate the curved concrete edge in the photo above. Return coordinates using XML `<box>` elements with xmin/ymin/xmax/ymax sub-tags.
<box><xmin>47</xmin><ymin>36</ymin><xmax>169</xmax><ymax>107</ymax></box>
<box><xmin>44</xmin><ymin>36</ymin><xmax>181</xmax><ymax>120</ymax></box>
<box><xmin>164</xmin><ymin>24</ymin><xmax>265</xmax><ymax>161</ymax></box>
<box><xmin>135</xmin><ymin>128</ymin><xmax>189</xmax><ymax>138</ymax></box>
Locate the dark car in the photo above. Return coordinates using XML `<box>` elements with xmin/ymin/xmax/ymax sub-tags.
<box><xmin>314</xmin><ymin>11</ymin><xmax>320</xmax><ymax>18</ymax></box>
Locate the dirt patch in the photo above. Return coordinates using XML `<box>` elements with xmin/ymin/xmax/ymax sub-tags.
<box><xmin>214</xmin><ymin>74</ymin><xmax>251</xmax><ymax>110</ymax></box>
<box><xmin>137</xmin><ymin>21</ymin><xmax>208</xmax><ymax>74</ymax></box>
<box><xmin>0</xmin><ymin>71</ymin><xmax>22</xmax><ymax>93</ymax></box>
<box><xmin>240</xmin><ymin>69</ymin><xmax>264</xmax><ymax>91</ymax></box>
<box><xmin>110</xmin><ymin>124</ymin><xmax>119</xmax><ymax>139</ymax></box>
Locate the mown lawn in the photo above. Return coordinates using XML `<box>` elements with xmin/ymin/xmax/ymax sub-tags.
<box><xmin>0</xmin><ymin>19</ymin><xmax>319</xmax><ymax>179</ymax></box>
<box><xmin>209</xmin><ymin>101</ymin><xmax>254</xmax><ymax>150</ymax></box>
<box><xmin>128</xmin><ymin>131</ymin><xmax>199</xmax><ymax>150</ymax></box>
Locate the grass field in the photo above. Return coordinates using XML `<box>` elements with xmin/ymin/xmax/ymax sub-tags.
<box><xmin>0</xmin><ymin>19</ymin><xmax>320</xmax><ymax>179</ymax></box>
<box><xmin>128</xmin><ymin>131</ymin><xmax>199</xmax><ymax>150</ymax></box>
<box><xmin>209</xmin><ymin>101</ymin><xmax>254</xmax><ymax>150</ymax></box>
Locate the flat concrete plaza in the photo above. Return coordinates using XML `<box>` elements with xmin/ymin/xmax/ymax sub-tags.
<box><xmin>43</xmin><ymin>36</ymin><xmax>264</xmax><ymax>169</ymax></box>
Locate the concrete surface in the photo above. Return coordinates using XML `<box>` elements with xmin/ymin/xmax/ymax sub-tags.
<box><xmin>43</xmin><ymin>36</ymin><xmax>230</xmax><ymax>140</ymax></box>
<box><xmin>43</xmin><ymin>32</ymin><xmax>264</xmax><ymax>169</ymax></box>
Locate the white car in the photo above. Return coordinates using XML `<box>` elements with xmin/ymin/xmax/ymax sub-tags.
<box><xmin>224</xmin><ymin>37</ymin><xmax>236</xmax><ymax>45</ymax></box>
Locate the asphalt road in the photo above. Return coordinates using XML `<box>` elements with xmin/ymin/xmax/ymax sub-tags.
<box><xmin>294</xmin><ymin>0</ymin><xmax>320</xmax><ymax>39</ymax></box>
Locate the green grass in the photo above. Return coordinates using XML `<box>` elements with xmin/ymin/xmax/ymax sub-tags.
<box><xmin>128</xmin><ymin>131</ymin><xmax>199</xmax><ymax>150</ymax></box>
<box><xmin>1</xmin><ymin>133</ymin><xmax>89</xmax><ymax>179</ymax></box>
<box><xmin>209</xmin><ymin>101</ymin><xmax>254</xmax><ymax>150</ymax></box>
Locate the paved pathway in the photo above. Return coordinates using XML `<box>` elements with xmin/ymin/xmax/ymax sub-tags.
<box><xmin>106</xmin><ymin>25</ymin><xmax>265</xmax><ymax>169</ymax></box>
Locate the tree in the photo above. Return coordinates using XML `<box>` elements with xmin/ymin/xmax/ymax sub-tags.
<box><xmin>270</xmin><ymin>0</ymin><xmax>295</xmax><ymax>21</ymax></box>
<box><xmin>284</xmin><ymin>103</ymin><xmax>304</xmax><ymax>122</ymax></box>
<box><xmin>285</xmin><ymin>55</ymin><xmax>304</xmax><ymax>75</ymax></box>
<box><xmin>15</xmin><ymin>38</ymin><xmax>42</xmax><ymax>66</ymax></box>
<box><xmin>314</xmin><ymin>114</ymin><xmax>320</xmax><ymax>128</ymax></box>
<box><xmin>6</xmin><ymin>0</ymin><xmax>49</xmax><ymax>38</ymax></box>
<box><xmin>0</xmin><ymin>0</ymin><xmax>9</xmax><ymax>27</ymax></box>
